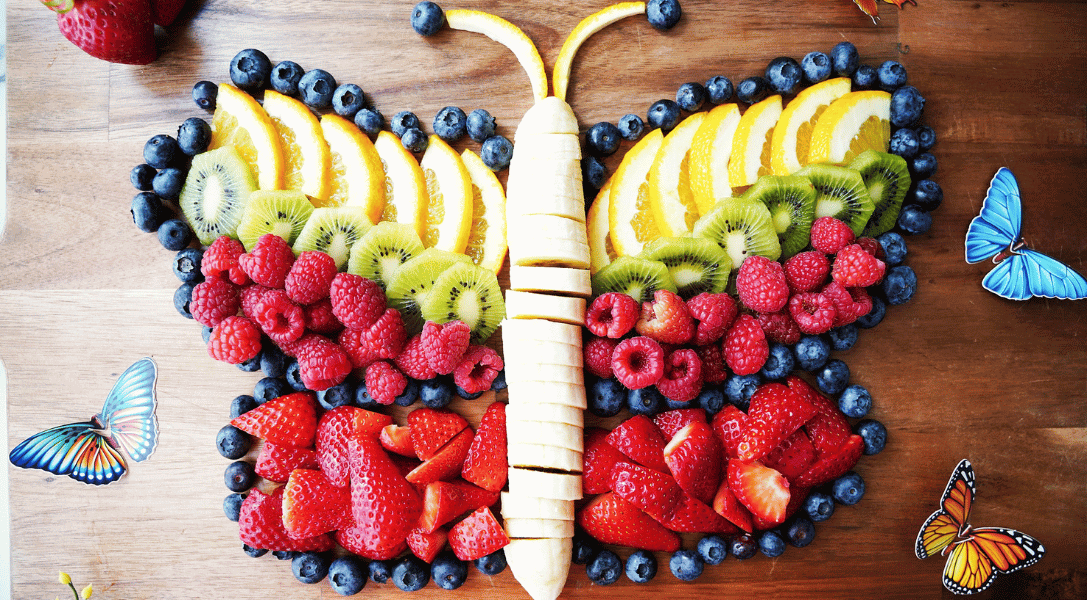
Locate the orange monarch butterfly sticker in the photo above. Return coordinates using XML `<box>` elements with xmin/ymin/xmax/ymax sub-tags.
<box><xmin>915</xmin><ymin>459</ymin><xmax>1045</xmax><ymax>594</ymax></box>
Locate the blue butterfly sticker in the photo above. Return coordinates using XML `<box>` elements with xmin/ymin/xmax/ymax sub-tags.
<box><xmin>965</xmin><ymin>168</ymin><xmax>1087</xmax><ymax>301</ymax></box>
<box><xmin>9</xmin><ymin>358</ymin><xmax>159</xmax><ymax>485</ymax></box>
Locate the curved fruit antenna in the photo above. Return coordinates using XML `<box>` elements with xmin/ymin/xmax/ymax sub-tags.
<box><xmin>445</xmin><ymin>9</ymin><xmax>549</xmax><ymax>103</ymax></box>
<box><xmin>552</xmin><ymin>2</ymin><xmax>647</xmax><ymax>102</ymax></box>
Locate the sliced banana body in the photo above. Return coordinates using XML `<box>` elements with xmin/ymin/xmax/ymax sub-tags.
<box><xmin>501</xmin><ymin>492</ymin><xmax>576</xmax><ymax>520</ymax></box>
<box><xmin>505</xmin><ymin>518</ymin><xmax>576</xmax><ymax>539</ymax></box>
<box><xmin>504</xmin><ymin>380</ymin><xmax>587</xmax><ymax>409</ymax></box>
<box><xmin>505</xmin><ymin>419</ymin><xmax>584</xmax><ymax>452</ymax></box>
<box><xmin>504</xmin><ymin>538</ymin><xmax>573</xmax><ymax>600</ymax></box>
<box><xmin>506</xmin><ymin>402</ymin><xmax>584</xmax><ymax>427</ymax></box>
<box><xmin>507</xmin><ymin>468</ymin><xmax>583</xmax><ymax>500</ymax></box>
<box><xmin>507</xmin><ymin>443</ymin><xmax>583</xmax><ymax>472</ymax></box>
<box><xmin>509</xmin><ymin>266</ymin><xmax>592</xmax><ymax>297</ymax></box>
<box><xmin>501</xmin><ymin>319</ymin><xmax>583</xmax><ymax>346</ymax></box>
<box><xmin>505</xmin><ymin>290</ymin><xmax>586</xmax><ymax>325</ymax></box>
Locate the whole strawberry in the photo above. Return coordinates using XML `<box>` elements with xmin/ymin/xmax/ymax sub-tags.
<box><xmin>52</xmin><ymin>0</ymin><xmax>157</xmax><ymax>65</ymax></box>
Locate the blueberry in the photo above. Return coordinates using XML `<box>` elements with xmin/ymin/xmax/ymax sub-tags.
<box><xmin>172</xmin><ymin>248</ymin><xmax>203</xmax><ymax>283</ymax></box>
<box><xmin>254</xmin><ymin>376</ymin><xmax>292</xmax><ymax>404</ymax></box>
<box><xmin>625</xmin><ymin>386</ymin><xmax>664</xmax><ymax>416</ymax></box>
<box><xmin>838</xmin><ymin>384</ymin><xmax>872</xmax><ymax>418</ymax></box>
<box><xmin>804</xmin><ymin>491</ymin><xmax>835</xmax><ymax>522</ymax></box>
<box><xmin>816</xmin><ymin>358</ymin><xmax>850</xmax><ymax>395</ymax></box>
<box><xmin>177</xmin><ymin>117</ymin><xmax>212</xmax><ymax>156</ymax></box>
<box><xmin>131</xmin><ymin>163</ymin><xmax>156</xmax><ymax>191</ymax></box>
<box><xmin>216</xmin><ymin>425</ymin><xmax>251</xmax><ymax>459</ymax></box>
<box><xmin>916</xmin><ymin>125</ymin><xmax>937</xmax><ymax>151</ymax></box>
<box><xmin>572</xmin><ymin>531</ymin><xmax>598</xmax><ymax>565</ymax></box>
<box><xmin>152</xmin><ymin>167</ymin><xmax>186</xmax><ymax>200</ymax></box>
<box><xmin>431</xmin><ymin>552</ymin><xmax>467</xmax><ymax>590</ymax></box>
<box><xmin>299</xmin><ymin>69</ymin><xmax>337</xmax><ymax>109</ymax></box>
<box><xmin>354</xmin><ymin>108</ymin><xmax>384</xmax><ymax>138</ymax></box>
<box><xmin>908</xmin><ymin>152</ymin><xmax>938</xmax><ymax>180</ymax></box>
<box><xmin>270</xmin><ymin>61</ymin><xmax>304</xmax><ymax>95</ymax></box>
<box><xmin>801</xmin><ymin>51</ymin><xmax>832</xmax><ymax>84</ymax></box>
<box><xmin>332</xmin><ymin>84</ymin><xmax>367</xmax><ymax>118</ymax></box>
<box><xmin>328</xmin><ymin>555</ymin><xmax>368</xmax><ymax>595</ymax></box>
<box><xmin>832</xmin><ymin>471</ymin><xmax>866</xmax><ymax>505</ymax></box>
<box><xmin>827</xmin><ymin>324</ymin><xmax>858</xmax><ymax>351</ymax></box>
<box><xmin>856</xmin><ymin>295</ymin><xmax>886</xmax><ymax>328</ymax></box>
<box><xmin>888</xmin><ymin>128</ymin><xmax>920</xmax><ymax>159</ymax></box>
<box><xmin>830</xmin><ymin>42</ymin><xmax>859</xmax><ymax>76</ymax></box>
<box><xmin>243</xmin><ymin>544</ymin><xmax>268</xmax><ymax>558</ymax></box>
<box><xmin>705</xmin><ymin>75</ymin><xmax>734</xmax><ymax>104</ymax></box>
<box><xmin>201</xmin><ymin>325</ymin><xmax>213</xmax><ymax>344</ymax></box>
<box><xmin>760</xmin><ymin>342</ymin><xmax>795</xmax><ymax>380</ymax></box>
<box><xmin>852</xmin><ymin>64</ymin><xmax>877</xmax><ymax>89</ymax></box>
<box><xmin>664</xmin><ymin>396</ymin><xmax>695</xmax><ymax>411</ymax></box>
<box><xmin>236</xmin><ymin>353</ymin><xmax>261</xmax><ymax>372</ymax></box>
<box><xmin>480</xmin><ymin>135</ymin><xmax>514</xmax><ymax>170</ymax></box>
<box><xmin>490</xmin><ymin>370</ymin><xmax>506</xmax><ymax>391</ymax></box>
<box><xmin>390</xmin><ymin>111</ymin><xmax>421</xmax><ymax>137</ymax></box>
<box><xmin>669</xmin><ymin>549</ymin><xmax>704</xmax><ymax>581</ymax></box>
<box><xmin>735</xmin><ymin>76</ymin><xmax>771</xmax><ymax>104</ymax></box>
<box><xmin>411</xmin><ymin>1</ymin><xmax>445</xmax><ymax>36</ymax></box>
<box><xmin>647</xmin><ymin>99</ymin><xmax>681</xmax><ymax>131</ymax></box>
<box><xmin>260</xmin><ymin>343</ymin><xmax>291</xmax><ymax>378</ymax></box>
<box><xmin>794</xmin><ymin>335</ymin><xmax>830</xmax><ymax>371</ymax></box>
<box><xmin>355</xmin><ymin>380</ymin><xmax>379</xmax><ymax>408</ymax></box>
<box><xmin>401</xmin><ymin>127</ymin><xmax>429</xmax><ymax>153</ymax></box>
<box><xmin>765</xmin><ymin>56</ymin><xmax>803</xmax><ymax>95</ymax></box>
<box><xmin>223</xmin><ymin>493</ymin><xmax>245</xmax><ymax>522</ymax></box>
<box><xmin>420</xmin><ymin>377</ymin><xmax>455</xmax><ymax>408</ymax></box>
<box><xmin>676</xmin><ymin>82</ymin><xmax>707</xmax><ymax>112</ymax></box>
<box><xmin>230</xmin><ymin>49</ymin><xmax>272</xmax><ymax>91</ymax></box>
<box><xmin>882</xmin><ymin>265</ymin><xmax>917</xmax><ymax>305</ymax></box>
<box><xmin>786</xmin><ymin>515</ymin><xmax>816</xmax><ymax>547</ymax></box>
<box><xmin>455</xmin><ymin>385</ymin><xmax>484</xmax><ymax>400</ymax></box>
<box><xmin>586</xmin><ymin>549</ymin><xmax>622</xmax><ymax>585</ymax></box>
<box><xmin>586</xmin><ymin>122</ymin><xmax>622</xmax><ymax>156</ymax></box>
<box><xmin>392</xmin><ymin>556</ymin><xmax>430</xmax><ymax>591</ymax></box>
<box><xmin>131</xmin><ymin>192</ymin><xmax>166</xmax><ymax>232</ymax></box>
<box><xmin>646</xmin><ymin>0</ymin><xmax>682</xmax><ymax>30</ymax></box>
<box><xmin>144</xmin><ymin>134</ymin><xmax>179</xmax><ymax>169</ymax></box>
<box><xmin>434</xmin><ymin>106</ymin><xmax>468</xmax><ymax>143</ymax></box>
<box><xmin>877</xmin><ymin>60</ymin><xmax>908</xmax><ymax>91</ymax></box>
<box><xmin>286</xmin><ymin>361</ymin><xmax>309</xmax><ymax>392</ymax></box>
<box><xmin>856</xmin><ymin>418</ymin><xmax>887</xmax><ymax>455</ymax></box>
<box><xmin>877</xmin><ymin>232</ymin><xmax>907</xmax><ymax>266</ymax></box>
<box><xmin>369</xmin><ymin>559</ymin><xmax>393</xmax><ymax>583</ymax></box>
<box><xmin>192</xmin><ymin>81</ymin><xmax>218</xmax><ymax>111</ymax></box>
<box><xmin>158</xmin><ymin>219</ymin><xmax>193</xmax><ymax>251</ymax></box>
<box><xmin>697</xmin><ymin>535</ymin><xmax>728</xmax><ymax>565</ymax></box>
<box><xmin>890</xmin><ymin>85</ymin><xmax>925</xmax><ymax>127</ymax></box>
<box><xmin>274</xmin><ymin>550</ymin><xmax>300</xmax><ymax>561</ymax></box>
<box><xmin>466</xmin><ymin>109</ymin><xmax>497</xmax><ymax>142</ymax></box>
<box><xmin>291</xmin><ymin>552</ymin><xmax>330</xmax><ymax>584</ymax></box>
<box><xmin>724</xmin><ymin>372</ymin><xmax>762</xmax><ymax>411</ymax></box>
<box><xmin>583</xmin><ymin>156</ymin><xmax>607</xmax><ymax>190</ymax></box>
<box><xmin>896</xmin><ymin>204</ymin><xmax>932</xmax><ymax>236</ymax></box>
<box><xmin>474</xmin><ymin>549</ymin><xmax>507</xmax><ymax>575</ymax></box>
<box><xmin>230</xmin><ymin>394</ymin><xmax>258</xmax><ymax>419</ymax></box>
<box><xmin>625</xmin><ymin>549</ymin><xmax>657</xmax><ymax>583</ymax></box>
<box><xmin>394</xmin><ymin>378</ymin><xmax>420</xmax><ymax>406</ymax></box>
<box><xmin>589</xmin><ymin>377</ymin><xmax>627</xmax><ymax>417</ymax></box>
<box><xmin>224</xmin><ymin>460</ymin><xmax>256</xmax><ymax>492</ymax></box>
<box><xmin>758</xmin><ymin>530</ymin><xmax>786</xmax><ymax>557</ymax></box>
<box><xmin>617</xmin><ymin>113</ymin><xmax>645</xmax><ymax>140</ymax></box>
<box><xmin>696</xmin><ymin>386</ymin><xmax>725</xmax><ymax>415</ymax></box>
<box><xmin>318</xmin><ymin>380</ymin><xmax>356</xmax><ymax>410</ymax></box>
<box><xmin>910</xmin><ymin>179</ymin><xmax>943</xmax><ymax>211</ymax></box>
<box><xmin>729</xmin><ymin>533</ymin><xmax>758</xmax><ymax>560</ymax></box>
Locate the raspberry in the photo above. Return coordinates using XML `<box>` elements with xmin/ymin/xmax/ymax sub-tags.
<box><xmin>610</xmin><ymin>336</ymin><xmax>665</xmax><ymax>390</ymax></box>
<box><xmin>285</xmin><ymin>251</ymin><xmax>338</xmax><ymax>305</ymax></box>
<box><xmin>809</xmin><ymin>217</ymin><xmax>855</xmax><ymax>254</ymax></box>
<box><xmin>723</xmin><ymin>314</ymin><xmax>768</xmax><ymax>376</ymax></box>
<box><xmin>239</xmin><ymin>285</ymin><xmax>274</xmax><ymax>321</ymax></box>
<box><xmin>252</xmin><ymin>288</ymin><xmax>306</xmax><ymax>344</ymax></box>
<box><xmin>201</xmin><ymin>236</ymin><xmax>250</xmax><ymax>286</ymax></box>
<box><xmin>585</xmin><ymin>292</ymin><xmax>639</xmax><ymax>338</ymax></box>
<box><xmin>784</xmin><ymin>251</ymin><xmax>830</xmax><ymax>294</ymax></box>
<box><xmin>279</xmin><ymin>332</ymin><xmax>325</xmax><ymax>358</ymax></box>
<box><xmin>686</xmin><ymin>292</ymin><xmax>738</xmax><ymax>345</ymax></box>
<box><xmin>190</xmin><ymin>277</ymin><xmax>240</xmax><ymax>327</ymax></box>
<box><xmin>635</xmin><ymin>289</ymin><xmax>695</xmax><ymax>344</ymax></box>
<box><xmin>453</xmin><ymin>345</ymin><xmax>504</xmax><ymax>394</ymax></box>
<box><xmin>583</xmin><ymin>336</ymin><xmax>620</xmax><ymax>379</ymax></box>
<box><xmin>421</xmin><ymin>320</ymin><xmax>471</xmax><ymax>375</ymax></box>
<box><xmin>395</xmin><ymin>334</ymin><xmax>437</xmax><ymax>380</ymax></box>
<box><xmin>655</xmin><ymin>348</ymin><xmax>703</xmax><ymax>404</ymax></box>
<box><xmin>693</xmin><ymin>343</ymin><xmax>728</xmax><ymax>384</ymax></box>
<box><xmin>756</xmin><ymin>310</ymin><xmax>802</xmax><ymax>345</ymax></box>
<box><xmin>303</xmin><ymin>299</ymin><xmax>343</xmax><ymax>335</ymax></box>
<box><xmin>736</xmin><ymin>255</ymin><xmax>790</xmax><ymax>313</ymax></box>
<box><xmin>855</xmin><ymin>236</ymin><xmax>885</xmax><ymax>261</ymax></box>
<box><xmin>338</xmin><ymin>308</ymin><xmax>407</xmax><ymax>369</ymax></box>
<box><xmin>330</xmin><ymin>273</ymin><xmax>386</xmax><ymax>330</ymax></box>
<box><xmin>208</xmin><ymin>316</ymin><xmax>262</xmax><ymax>364</ymax></box>
<box><xmin>365</xmin><ymin>360</ymin><xmax>408</xmax><ymax>405</ymax></box>
<box><xmin>847</xmin><ymin>286</ymin><xmax>873</xmax><ymax>319</ymax></box>
<box><xmin>832</xmin><ymin>244</ymin><xmax>887</xmax><ymax>287</ymax></box>
<box><xmin>820</xmin><ymin>281</ymin><xmax>858</xmax><ymax>327</ymax></box>
<box><xmin>788</xmin><ymin>292</ymin><xmax>837</xmax><ymax>334</ymax></box>
<box><xmin>238</xmin><ymin>234</ymin><xmax>295</xmax><ymax>288</ymax></box>
<box><xmin>296</xmin><ymin>336</ymin><xmax>353</xmax><ymax>391</ymax></box>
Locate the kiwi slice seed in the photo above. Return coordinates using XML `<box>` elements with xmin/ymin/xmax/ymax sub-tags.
<box><xmin>692</xmin><ymin>198</ymin><xmax>782</xmax><ymax>270</ymax></box>
<box><xmin>236</xmin><ymin>189</ymin><xmax>315</xmax><ymax>251</ymax></box>
<box><xmin>638</xmin><ymin>236</ymin><xmax>732</xmax><ymax>299</ymax></box>
<box><xmin>740</xmin><ymin>175</ymin><xmax>817</xmax><ymax>260</ymax></box>
<box><xmin>179</xmin><ymin>146</ymin><xmax>258</xmax><ymax>245</ymax></box>
<box><xmin>796</xmin><ymin>164</ymin><xmax>874</xmax><ymax>237</ymax></box>
<box><xmin>420</xmin><ymin>261</ymin><xmax>505</xmax><ymax>344</ymax></box>
<box><xmin>347</xmin><ymin>221</ymin><xmax>426</xmax><ymax>290</ymax></box>
<box><xmin>291</xmin><ymin>206</ymin><xmax>372</xmax><ymax>270</ymax></box>
<box><xmin>386</xmin><ymin>248</ymin><xmax>472</xmax><ymax>335</ymax></box>
<box><xmin>849</xmin><ymin>150</ymin><xmax>911</xmax><ymax>238</ymax></box>
<box><xmin>590</xmin><ymin>256</ymin><xmax>678</xmax><ymax>303</ymax></box>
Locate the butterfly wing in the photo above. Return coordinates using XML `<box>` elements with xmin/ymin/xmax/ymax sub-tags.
<box><xmin>916</xmin><ymin>459</ymin><xmax>976</xmax><ymax>559</ymax></box>
<box><xmin>97</xmin><ymin>358</ymin><xmax>159</xmax><ymax>463</ymax></box>
<box><xmin>942</xmin><ymin>527</ymin><xmax>1046</xmax><ymax>595</ymax></box>
<box><xmin>965</xmin><ymin>168</ymin><xmax>1022</xmax><ymax>264</ymax></box>
<box><xmin>981</xmin><ymin>254</ymin><xmax>1033</xmax><ymax>301</ymax></box>
<box><xmin>1020</xmin><ymin>249</ymin><xmax>1087</xmax><ymax>300</ymax></box>
<box><xmin>8</xmin><ymin>423</ymin><xmax>128</xmax><ymax>485</ymax></box>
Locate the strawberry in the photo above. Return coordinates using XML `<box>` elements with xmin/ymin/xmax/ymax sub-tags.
<box><xmin>606</xmin><ymin>414</ymin><xmax>669</xmax><ymax>473</ymax></box>
<box><xmin>726</xmin><ymin>459</ymin><xmax>791</xmax><ymax>527</ymax></box>
<box><xmin>254</xmin><ymin>442</ymin><xmax>318</xmax><ymax>483</ymax></box>
<box><xmin>786</xmin><ymin>375</ymin><xmax>852</xmax><ymax>455</ymax></box>
<box><xmin>609</xmin><ymin>461</ymin><xmax>682</xmax><ymax>522</ymax></box>
<box><xmin>407</xmin><ymin>427</ymin><xmax>474</xmax><ymax>486</ymax></box>
<box><xmin>418</xmin><ymin>480</ymin><xmax>500</xmax><ymax>533</ymax></box>
<box><xmin>337</xmin><ymin>524</ymin><xmax>408</xmax><ymax>561</ymax></box>
<box><xmin>735</xmin><ymin>383</ymin><xmax>817</xmax><ymax>462</ymax></box>
<box><xmin>753</xmin><ymin>484</ymin><xmax>812</xmax><ymax>531</ymax></box>
<box><xmin>347</xmin><ymin>437</ymin><xmax>423</xmax><ymax>555</ymax></box>
<box><xmin>663</xmin><ymin>421</ymin><xmax>722</xmax><ymax>505</ymax></box>
<box><xmin>316</xmin><ymin>406</ymin><xmax>394</xmax><ymax>487</ymax></box>
<box><xmin>712</xmin><ymin>479</ymin><xmax>755</xmax><ymax>533</ymax></box>
<box><xmin>794</xmin><ymin>434</ymin><xmax>864</xmax><ymax>487</ymax></box>
<box><xmin>230</xmin><ymin>391</ymin><xmax>317</xmax><ymax>449</ymax></box>
<box><xmin>55</xmin><ymin>0</ymin><xmax>156</xmax><ymax>65</ymax></box>
<box><xmin>406</xmin><ymin>526</ymin><xmax>448</xmax><ymax>563</ymax></box>
<box><xmin>711</xmin><ymin>405</ymin><xmax>749</xmax><ymax>460</ymax></box>
<box><xmin>448</xmin><ymin>507</ymin><xmax>509</xmax><ymax>561</ymax></box>
<box><xmin>661</xmin><ymin>492</ymin><xmax>739</xmax><ymax>534</ymax></box>
<box><xmin>409</xmin><ymin>408</ymin><xmax>469</xmax><ymax>461</ymax></box>
<box><xmin>151</xmin><ymin>0</ymin><xmax>187</xmax><ymax>26</ymax></box>
<box><xmin>577</xmin><ymin>491</ymin><xmax>681</xmax><ymax>552</ymax></box>
<box><xmin>282</xmin><ymin>469</ymin><xmax>351</xmax><ymax>539</ymax></box>
<box><xmin>461</xmin><ymin>402</ymin><xmax>507</xmax><ymax>492</ymax></box>
<box><xmin>761</xmin><ymin>429</ymin><xmax>817</xmax><ymax>483</ymax></box>
<box><xmin>653</xmin><ymin>408</ymin><xmax>708</xmax><ymax>440</ymax></box>
<box><xmin>379</xmin><ymin>424</ymin><xmax>417</xmax><ymax>457</ymax></box>
<box><xmin>583</xmin><ymin>427</ymin><xmax>629</xmax><ymax>495</ymax></box>
<box><xmin>238</xmin><ymin>488</ymin><xmax>334</xmax><ymax>552</ymax></box>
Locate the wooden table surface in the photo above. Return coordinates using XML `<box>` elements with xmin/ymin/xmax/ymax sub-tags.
<box><xmin>4</xmin><ymin>1</ymin><xmax>1086</xmax><ymax>598</ymax></box>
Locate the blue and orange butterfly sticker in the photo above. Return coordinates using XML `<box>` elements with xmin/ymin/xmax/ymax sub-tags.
<box><xmin>916</xmin><ymin>459</ymin><xmax>1045</xmax><ymax>594</ymax></box>
<box><xmin>9</xmin><ymin>358</ymin><xmax>159</xmax><ymax>485</ymax></box>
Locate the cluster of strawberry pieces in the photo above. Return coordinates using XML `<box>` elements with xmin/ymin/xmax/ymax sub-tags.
<box><xmin>43</xmin><ymin>0</ymin><xmax>187</xmax><ymax>65</ymax></box>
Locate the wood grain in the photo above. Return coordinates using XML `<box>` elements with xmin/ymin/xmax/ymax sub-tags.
<box><xmin>5</xmin><ymin>1</ymin><xmax>1086</xmax><ymax>599</ymax></box>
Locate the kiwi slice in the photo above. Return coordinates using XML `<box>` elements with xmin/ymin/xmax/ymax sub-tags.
<box><xmin>692</xmin><ymin>198</ymin><xmax>782</xmax><ymax>270</ymax></box>
<box><xmin>236</xmin><ymin>189</ymin><xmax>315</xmax><ymax>251</ymax></box>
<box><xmin>291</xmin><ymin>206</ymin><xmax>372</xmax><ymax>269</ymax></box>
<box><xmin>795</xmin><ymin>164</ymin><xmax>874</xmax><ymax>237</ymax></box>
<box><xmin>347</xmin><ymin>221</ymin><xmax>426</xmax><ymax>290</ymax></box>
<box><xmin>638</xmin><ymin>237</ymin><xmax>732</xmax><ymax>299</ymax></box>
<box><xmin>179</xmin><ymin>146</ymin><xmax>258</xmax><ymax>245</ymax></box>
<box><xmin>849</xmin><ymin>150</ymin><xmax>911</xmax><ymax>238</ymax></box>
<box><xmin>739</xmin><ymin>175</ymin><xmax>817</xmax><ymax>260</ymax></box>
<box><xmin>420</xmin><ymin>261</ymin><xmax>505</xmax><ymax>343</ymax></box>
<box><xmin>590</xmin><ymin>256</ymin><xmax>678</xmax><ymax>303</ymax></box>
<box><xmin>386</xmin><ymin>248</ymin><xmax>472</xmax><ymax>335</ymax></box>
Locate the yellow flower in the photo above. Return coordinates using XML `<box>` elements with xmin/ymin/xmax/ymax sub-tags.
<box><xmin>59</xmin><ymin>572</ymin><xmax>72</xmax><ymax>585</ymax></box>
<box><xmin>80</xmin><ymin>584</ymin><xmax>92</xmax><ymax>599</ymax></box>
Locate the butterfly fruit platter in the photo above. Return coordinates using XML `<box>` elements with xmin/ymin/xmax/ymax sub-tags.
<box><xmin>4</xmin><ymin>0</ymin><xmax>1086</xmax><ymax>599</ymax></box>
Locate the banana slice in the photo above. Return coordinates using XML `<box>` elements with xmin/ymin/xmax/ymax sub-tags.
<box><xmin>507</xmin><ymin>442</ymin><xmax>583</xmax><ymax>472</ymax></box>
<box><xmin>504</xmin><ymin>537</ymin><xmax>572</xmax><ymax>600</ymax></box>
<box><xmin>504</xmin><ymin>362</ymin><xmax>584</xmax><ymax>385</ymax></box>
<box><xmin>515</xmin><ymin>96</ymin><xmax>579</xmax><ymax>137</ymax></box>
<box><xmin>507</xmin><ymin>468</ymin><xmax>582</xmax><ymax>500</ymax></box>
<box><xmin>504</xmin><ymin>290</ymin><xmax>586</xmax><ymax>326</ymax></box>
<box><xmin>502</xmin><ymin>340</ymin><xmax>583</xmax><ymax>368</ymax></box>
<box><xmin>500</xmin><ymin>492</ymin><xmax>576</xmax><ymax>521</ymax></box>
<box><xmin>505</xmin><ymin>419</ymin><xmax>584</xmax><ymax>452</ymax></box>
<box><xmin>506</xmin><ymin>191</ymin><xmax>586</xmax><ymax>224</ymax></box>
<box><xmin>506</xmin><ymin>402</ymin><xmax>584</xmax><ymax>427</ymax></box>
<box><xmin>512</xmin><ymin>133</ymin><xmax>582</xmax><ymax>161</ymax></box>
<box><xmin>505</xmin><ymin>518</ymin><xmax>576</xmax><ymax>539</ymax></box>
<box><xmin>508</xmin><ymin>237</ymin><xmax>591</xmax><ymax>269</ymax></box>
<box><xmin>507</xmin><ymin>214</ymin><xmax>589</xmax><ymax>245</ymax></box>
<box><xmin>505</xmin><ymin>380</ymin><xmax>587</xmax><ymax>409</ymax></box>
<box><xmin>500</xmin><ymin>319</ymin><xmax>582</xmax><ymax>346</ymax></box>
<box><xmin>509</xmin><ymin>266</ymin><xmax>592</xmax><ymax>297</ymax></box>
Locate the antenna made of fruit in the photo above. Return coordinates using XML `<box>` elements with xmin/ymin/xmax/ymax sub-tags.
<box><xmin>443</xmin><ymin>9</ymin><xmax>549</xmax><ymax>104</ymax></box>
<box><xmin>552</xmin><ymin>2</ymin><xmax>647</xmax><ymax>102</ymax></box>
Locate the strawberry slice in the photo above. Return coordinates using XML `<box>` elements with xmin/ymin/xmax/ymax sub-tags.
<box><xmin>316</xmin><ymin>406</ymin><xmax>394</xmax><ymax>487</ymax></box>
<box><xmin>753</xmin><ymin>484</ymin><xmax>812</xmax><ymax>531</ymax></box>
<box><xmin>726</xmin><ymin>459</ymin><xmax>791</xmax><ymax>528</ymax></box>
<box><xmin>711</xmin><ymin>405</ymin><xmax>749</xmax><ymax>460</ymax></box>
<box><xmin>347</xmin><ymin>437</ymin><xmax>422</xmax><ymax>554</ymax></box>
<box><xmin>409</xmin><ymin>407</ymin><xmax>469</xmax><ymax>461</ymax></box>
<box><xmin>238</xmin><ymin>487</ymin><xmax>334</xmax><ymax>552</ymax></box>
<box><xmin>653</xmin><ymin>408</ymin><xmax>708</xmax><ymax>439</ymax></box>
<box><xmin>794</xmin><ymin>434</ymin><xmax>864</xmax><ymax>487</ymax></box>
<box><xmin>663</xmin><ymin>421</ymin><xmax>722</xmax><ymax>505</ymax></box>
<box><xmin>282</xmin><ymin>469</ymin><xmax>352</xmax><ymax>539</ymax></box>
<box><xmin>609</xmin><ymin>461</ymin><xmax>682</xmax><ymax>522</ymax></box>
<box><xmin>712</xmin><ymin>478</ymin><xmax>755</xmax><ymax>533</ymax></box>
<box><xmin>418</xmin><ymin>480</ymin><xmax>500</xmax><ymax>533</ymax></box>
<box><xmin>407</xmin><ymin>427</ymin><xmax>474</xmax><ymax>486</ymax></box>
<box><xmin>380</xmin><ymin>424</ymin><xmax>417</xmax><ymax>457</ymax></box>
<box><xmin>736</xmin><ymin>383</ymin><xmax>816</xmax><ymax>462</ymax></box>
<box><xmin>787</xmin><ymin>375</ymin><xmax>852</xmax><ymax>454</ymax></box>
<box><xmin>606</xmin><ymin>414</ymin><xmax>669</xmax><ymax>473</ymax></box>
<box><xmin>761</xmin><ymin>429</ymin><xmax>817</xmax><ymax>483</ymax></box>
<box><xmin>461</xmin><ymin>402</ymin><xmax>507</xmax><ymax>492</ymax></box>
<box><xmin>336</xmin><ymin>524</ymin><xmax>408</xmax><ymax>560</ymax></box>
<box><xmin>231</xmin><ymin>391</ymin><xmax>318</xmax><ymax>448</ymax></box>
<box><xmin>583</xmin><ymin>427</ymin><xmax>630</xmax><ymax>495</ymax></box>
<box><xmin>448</xmin><ymin>507</ymin><xmax>509</xmax><ymax>561</ymax></box>
<box><xmin>577</xmin><ymin>491</ymin><xmax>681</xmax><ymax>552</ymax></box>
<box><xmin>406</xmin><ymin>526</ymin><xmax>448</xmax><ymax>563</ymax></box>
<box><xmin>661</xmin><ymin>492</ymin><xmax>739</xmax><ymax>534</ymax></box>
<box><xmin>151</xmin><ymin>0</ymin><xmax>188</xmax><ymax>27</ymax></box>
<box><xmin>254</xmin><ymin>442</ymin><xmax>319</xmax><ymax>483</ymax></box>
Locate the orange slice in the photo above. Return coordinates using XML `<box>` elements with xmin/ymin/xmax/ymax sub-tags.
<box><xmin>209</xmin><ymin>83</ymin><xmax>284</xmax><ymax>190</ymax></box>
<box><xmin>608</xmin><ymin>128</ymin><xmax>664</xmax><ymax>256</ymax></box>
<box><xmin>262</xmin><ymin>90</ymin><xmax>330</xmax><ymax>202</ymax></box>
<box><xmin>807</xmin><ymin>90</ymin><xmax>892</xmax><ymax>165</ymax></box>
<box><xmin>460</xmin><ymin>149</ymin><xmax>508</xmax><ymax>273</ymax></box>
<box><xmin>688</xmin><ymin>103</ymin><xmax>742</xmax><ymax>216</ymax></box>
<box><xmin>727</xmin><ymin>95</ymin><xmax>783</xmax><ymax>189</ymax></box>
<box><xmin>648</xmin><ymin>112</ymin><xmax>706</xmax><ymax>238</ymax></box>
<box><xmin>320</xmin><ymin>114</ymin><xmax>385</xmax><ymax>222</ymax></box>
<box><xmin>419</xmin><ymin>136</ymin><xmax>473</xmax><ymax>253</ymax></box>
<box><xmin>374</xmin><ymin>130</ymin><xmax>427</xmax><ymax>241</ymax></box>
<box><xmin>771</xmin><ymin>78</ymin><xmax>852</xmax><ymax>174</ymax></box>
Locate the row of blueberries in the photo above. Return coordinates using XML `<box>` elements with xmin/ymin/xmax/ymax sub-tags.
<box><xmin>130</xmin><ymin>122</ymin><xmax>213</xmax><ymax>251</ymax></box>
